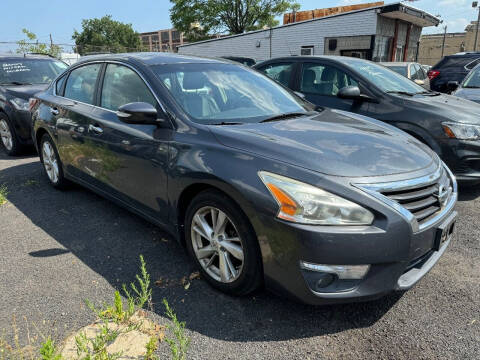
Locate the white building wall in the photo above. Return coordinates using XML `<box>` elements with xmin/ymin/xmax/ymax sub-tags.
<box><xmin>179</xmin><ymin>10</ymin><xmax>378</xmax><ymax>62</ymax></box>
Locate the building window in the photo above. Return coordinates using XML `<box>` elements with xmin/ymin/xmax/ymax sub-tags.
<box><xmin>372</xmin><ymin>36</ymin><xmax>392</xmax><ymax>62</ymax></box>
<box><xmin>172</xmin><ymin>31</ymin><xmax>180</xmax><ymax>42</ymax></box>
<box><xmin>301</xmin><ymin>46</ymin><xmax>314</xmax><ymax>56</ymax></box>
<box><xmin>161</xmin><ymin>31</ymin><xmax>170</xmax><ymax>43</ymax></box>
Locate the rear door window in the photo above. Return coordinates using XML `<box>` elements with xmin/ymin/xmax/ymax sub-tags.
<box><xmin>257</xmin><ymin>62</ymin><xmax>294</xmax><ymax>87</ymax></box>
<box><xmin>64</xmin><ymin>64</ymin><xmax>102</xmax><ymax>105</ymax></box>
<box><xmin>465</xmin><ymin>58</ymin><xmax>480</xmax><ymax>70</ymax></box>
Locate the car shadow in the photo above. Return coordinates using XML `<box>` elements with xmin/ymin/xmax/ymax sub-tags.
<box><xmin>458</xmin><ymin>183</ymin><xmax>480</xmax><ymax>201</ymax></box>
<box><xmin>1</xmin><ymin>160</ymin><xmax>403</xmax><ymax>342</ymax></box>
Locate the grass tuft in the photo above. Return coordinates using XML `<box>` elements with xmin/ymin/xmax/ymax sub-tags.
<box><xmin>163</xmin><ymin>299</ymin><xmax>190</xmax><ymax>360</ymax></box>
<box><xmin>0</xmin><ymin>184</ymin><xmax>8</xmax><ymax>206</ymax></box>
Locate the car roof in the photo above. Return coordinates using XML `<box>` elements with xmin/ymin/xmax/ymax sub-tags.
<box><xmin>74</xmin><ymin>52</ymin><xmax>230</xmax><ymax>66</ymax></box>
<box><xmin>380</xmin><ymin>62</ymin><xmax>413</xmax><ymax>66</ymax></box>
<box><xmin>0</xmin><ymin>53</ymin><xmax>57</xmax><ymax>60</ymax></box>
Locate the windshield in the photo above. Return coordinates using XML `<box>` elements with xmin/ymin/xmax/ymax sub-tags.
<box><xmin>151</xmin><ymin>63</ymin><xmax>310</xmax><ymax>124</ymax></box>
<box><xmin>0</xmin><ymin>59</ymin><xmax>68</xmax><ymax>85</ymax></box>
<box><xmin>384</xmin><ymin>65</ymin><xmax>408</xmax><ymax>77</ymax></box>
<box><xmin>463</xmin><ymin>66</ymin><xmax>480</xmax><ymax>88</ymax></box>
<box><xmin>343</xmin><ymin>58</ymin><xmax>425</xmax><ymax>94</ymax></box>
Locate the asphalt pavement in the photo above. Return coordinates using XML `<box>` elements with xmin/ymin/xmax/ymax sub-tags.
<box><xmin>0</xmin><ymin>150</ymin><xmax>478</xmax><ymax>359</ymax></box>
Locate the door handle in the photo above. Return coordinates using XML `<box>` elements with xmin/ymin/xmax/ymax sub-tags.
<box><xmin>89</xmin><ymin>124</ymin><xmax>104</xmax><ymax>135</ymax></box>
<box><xmin>50</xmin><ymin>108</ymin><xmax>59</xmax><ymax>115</ymax></box>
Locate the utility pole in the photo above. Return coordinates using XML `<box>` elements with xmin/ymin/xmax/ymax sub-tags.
<box><xmin>49</xmin><ymin>34</ymin><xmax>53</xmax><ymax>48</ymax></box>
<box><xmin>441</xmin><ymin>25</ymin><xmax>447</xmax><ymax>57</ymax></box>
<box><xmin>473</xmin><ymin>2</ymin><xmax>480</xmax><ymax>51</ymax></box>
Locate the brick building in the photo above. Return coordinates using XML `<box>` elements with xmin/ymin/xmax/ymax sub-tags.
<box><xmin>139</xmin><ymin>29</ymin><xmax>185</xmax><ymax>52</ymax></box>
<box><xmin>418</xmin><ymin>21</ymin><xmax>480</xmax><ymax>65</ymax></box>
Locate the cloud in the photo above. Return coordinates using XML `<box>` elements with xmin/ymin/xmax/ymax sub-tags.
<box><xmin>446</xmin><ymin>17</ymin><xmax>470</xmax><ymax>32</ymax></box>
<box><xmin>439</xmin><ymin>0</ymin><xmax>467</xmax><ymax>6</ymax></box>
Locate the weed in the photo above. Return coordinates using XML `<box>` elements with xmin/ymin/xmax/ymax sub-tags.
<box><xmin>163</xmin><ymin>299</ymin><xmax>190</xmax><ymax>360</ymax></box>
<box><xmin>39</xmin><ymin>337</ymin><xmax>62</xmax><ymax>360</ymax></box>
<box><xmin>0</xmin><ymin>184</ymin><xmax>8</xmax><ymax>206</ymax></box>
<box><xmin>74</xmin><ymin>319</ymin><xmax>122</xmax><ymax>360</ymax></box>
<box><xmin>144</xmin><ymin>336</ymin><xmax>159</xmax><ymax>360</ymax></box>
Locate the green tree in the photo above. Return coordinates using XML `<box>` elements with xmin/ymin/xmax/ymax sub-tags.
<box><xmin>72</xmin><ymin>15</ymin><xmax>143</xmax><ymax>55</ymax></box>
<box><xmin>170</xmin><ymin>0</ymin><xmax>299</xmax><ymax>41</ymax></box>
<box><xmin>16</xmin><ymin>29</ymin><xmax>62</xmax><ymax>58</ymax></box>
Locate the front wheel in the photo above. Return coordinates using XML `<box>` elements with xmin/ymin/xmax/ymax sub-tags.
<box><xmin>0</xmin><ymin>115</ymin><xmax>21</xmax><ymax>156</ymax></box>
<box><xmin>40</xmin><ymin>133</ymin><xmax>68</xmax><ymax>189</ymax></box>
<box><xmin>185</xmin><ymin>190</ymin><xmax>263</xmax><ymax>296</ymax></box>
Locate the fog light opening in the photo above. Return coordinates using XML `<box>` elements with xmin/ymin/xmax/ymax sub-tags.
<box><xmin>300</xmin><ymin>262</ymin><xmax>370</xmax><ymax>280</ymax></box>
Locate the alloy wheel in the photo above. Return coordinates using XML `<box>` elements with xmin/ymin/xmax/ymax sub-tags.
<box><xmin>0</xmin><ymin>119</ymin><xmax>13</xmax><ymax>151</ymax></box>
<box><xmin>42</xmin><ymin>141</ymin><xmax>59</xmax><ymax>184</ymax></box>
<box><xmin>191</xmin><ymin>206</ymin><xmax>244</xmax><ymax>283</ymax></box>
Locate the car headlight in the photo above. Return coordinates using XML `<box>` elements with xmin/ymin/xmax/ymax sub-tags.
<box><xmin>10</xmin><ymin>97</ymin><xmax>30</xmax><ymax>111</ymax></box>
<box><xmin>258</xmin><ymin>171</ymin><xmax>374</xmax><ymax>225</ymax></box>
<box><xmin>442</xmin><ymin>122</ymin><xmax>480</xmax><ymax>140</ymax></box>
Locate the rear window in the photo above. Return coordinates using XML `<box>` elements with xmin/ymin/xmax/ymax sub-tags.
<box><xmin>0</xmin><ymin>59</ymin><xmax>67</xmax><ymax>85</ymax></box>
<box><xmin>434</xmin><ymin>56</ymin><xmax>480</xmax><ymax>69</ymax></box>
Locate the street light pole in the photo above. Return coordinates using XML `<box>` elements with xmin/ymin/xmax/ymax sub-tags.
<box><xmin>441</xmin><ymin>25</ymin><xmax>447</xmax><ymax>57</ymax></box>
<box><xmin>474</xmin><ymin>2</ymin><xmax>480</xmax><ymax>51</ymax></box>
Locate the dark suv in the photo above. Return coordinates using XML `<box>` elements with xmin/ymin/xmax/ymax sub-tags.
<box><xmin>428</xmin><ymin>53</ymin><xmax>480</xmax><ymax>93</ymax></box>
<box><xmin>0</xmin><ymin>54</ymin><xmax>67</xmax><ymax>155</ymax></box>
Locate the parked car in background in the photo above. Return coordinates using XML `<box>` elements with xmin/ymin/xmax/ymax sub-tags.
<box><xmin>428</xmin><ymin>52</ymin><xmax>480</xmax><ymax>93</ymax></box>
<box><xmin>0</xmin><ymin>54</ymin><xmax>67</xmax><ymax>155</ymax></box>
<box><xmin>31</xmin><ymin>53</ymin><xmax>457</xmax><ymax>305</ymax></box>
<box><xmin>381</xmin><ymin>62</ymin><xmax>430</xmax><ymax>90</ymax></box>
<box><xmin>254</xmin><ymin>56</ymin><xmax>480</xmax><ymax>183</ymax></box>
<box><xmin>221</xmin><ymin>56</ymin><xmax>256</xmax><ymax>67</ymax></box>
<box><xmin>451</xmin><ymin>63</ymin><xmax>480</xmax><ymax>103</ymax></box>
<box><xmin>422</xmin><ymin>64</ymin><xmax>431</xmax><ymax>73</ymax></box>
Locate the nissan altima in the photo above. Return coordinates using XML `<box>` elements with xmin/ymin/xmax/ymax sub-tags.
<box><xmin>31</xmin><ymin>53</ymin><xmax>457</xmax><ymax>305</ymax></box>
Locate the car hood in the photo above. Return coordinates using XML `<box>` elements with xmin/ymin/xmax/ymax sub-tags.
<box><xmin>5</xmin><ymin>84</ymin><xmax>49</xmax><ymax>100</ymax></box>
<box><xmin>452</xmin><ymin>88</ymin><xmax>480</xmax><ymax>104</ymax></box>
<box><xmin>209</xmin><ymin>109</ymin><xmax>435</xmax><ymax>177</ymax></box>
<box><xmin>404</xmin><ymin>92</ymin><xmax>480</xmax><ymax>123</ymax></box>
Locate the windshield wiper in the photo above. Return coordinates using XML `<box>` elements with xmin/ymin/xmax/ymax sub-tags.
<box><xmin>210</xmin><ymin>121</ymin><xmax>244</xmax><ymax>126</ymax></box>
<box><xmin>386</xmin><ymin>91</ymin><xmax>415</xmax><ymax>96</ymax></box>
<box><xmin>260</xmin><ymin>112</ymin><xmax>307</xmax><ymax>123</ymax></box>
<box><xmin>1</xmin><ymin>81</ymin><xmax>33</xmax><ymax>85</ymax></box>
<box><xmin>463</xmin><ymin>85</ymin><xmax>480</xmax><ymax>89</ymax></box>
<box><xmin>417</xmin><ymin>91</ymin><xmax>441</xmax><ymax>96</ymax></box>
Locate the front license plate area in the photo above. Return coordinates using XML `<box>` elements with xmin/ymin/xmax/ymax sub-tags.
<box><xmin>434</xmin><ymin>211</ymin><xmax>457</xmax><ymax>251</ymax></box>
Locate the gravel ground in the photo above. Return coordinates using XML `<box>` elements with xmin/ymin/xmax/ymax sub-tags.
<box><xmin>0</xmin><ymin>150</ymin><xmax>479</xmax><ymax>359</ymax></box>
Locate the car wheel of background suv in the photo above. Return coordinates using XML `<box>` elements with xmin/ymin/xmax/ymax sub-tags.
<box><xmin>0</xmin><ymin>113</ymin><xmax>22</xmax><ymax>156</ymax></box>
<box><xmin>40</xmin><ymin>133</ymin><xmax>68</xmax><ymax>189</ymax></box>
<box><xmin>185</xmin><ymin>189</ymin><xmax>263</xmax><ymax>296</ymax></box>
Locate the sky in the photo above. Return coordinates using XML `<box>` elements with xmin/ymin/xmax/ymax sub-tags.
<box><xmin>0</xmin><ymin>0</ymin><xmax>478</xmax><ymax>52</ymax></box>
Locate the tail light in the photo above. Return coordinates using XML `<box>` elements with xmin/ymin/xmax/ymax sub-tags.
<box><xmin>28</xmin><ymin>98</ymin><xmax>39</xmax><ymax>112</ymax></box>
<box><xmin>428</xmin><ymin>70</ymin><xmax>440</xmax><ymax>80</ymax></box>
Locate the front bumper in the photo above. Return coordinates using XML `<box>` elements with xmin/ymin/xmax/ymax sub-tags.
<box><xmin>257</xmin><ymin>165</ymin><xmax>457</xmax><ymax>305</ymax></box>
<box><xmin>441</xmin><ymin>139</ymin><xmax>480</xmax><ymax>183</ymax></box>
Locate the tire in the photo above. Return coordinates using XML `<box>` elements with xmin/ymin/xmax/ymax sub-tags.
<box><xmin>40</xmin><ymin>133</ymin><xmax>68</xmax><ymax>189</ymax></box>
<box><xmin>185</xmin><ymin>189</ymin><xmax>263</xmax><ymax>296</ymax></box>
<box><xmin>0</xmin><ymin>113</ymin><xmax>22</xmax><ymax>156</ymax></box>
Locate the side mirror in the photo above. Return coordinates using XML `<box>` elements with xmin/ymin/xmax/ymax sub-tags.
<box><xmin>414</xmin><ymin>79</ymin><xmax>425</xmax><ymax>86</ymax></box>
<box><xmin>447</xmin><ymin>81</ymin><xmax>459</xmax><ymax>92</ymax></box>
<box><xmin>337</xmin><ymin>86</ymin><xmax>362</xmax><ymax>100</ymax></box>
<box><xmin>117</xmin><ymin>102</ymin><xmax>161</xmax><ymax>125</ymax></box>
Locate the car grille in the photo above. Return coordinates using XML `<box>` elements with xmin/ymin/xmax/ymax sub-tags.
<box><xmin>380</xmin><ymin>167</ymin><xmax>452</xmax><ymax>227</ymax></box>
